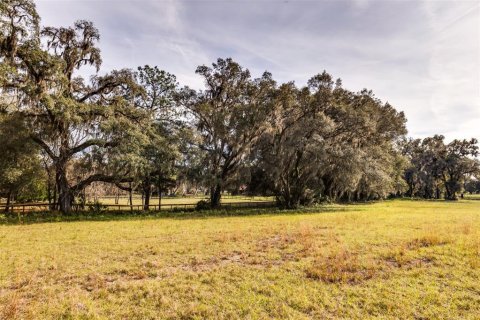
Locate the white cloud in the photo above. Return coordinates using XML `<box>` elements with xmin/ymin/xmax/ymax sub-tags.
<box><xmin>35</xmin><ymin>0</ymin><xmax>480</xmax><ymax>140</ymax></box>
<box><xmin>421</xmin><ymin>1</ymin><xmax>480</xmax><ymax>139</ymax></box>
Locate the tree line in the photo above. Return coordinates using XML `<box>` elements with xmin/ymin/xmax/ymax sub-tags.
<box><xmin>1</xmin><ymin>0</ymin><xmax>479</xmax><ymax>213</ymax></box>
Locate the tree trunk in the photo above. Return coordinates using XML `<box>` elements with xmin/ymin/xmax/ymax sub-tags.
<box><xmin>52</xmin><ymin>179</ymin><xmax>57</xmax><ymax>211</ymax></box>
<box><xmin>56</xmin><ymin>162</ymin><xmax>73</xmax><ymax>213</ymax></box>
<box><xmin>444</xmin><ymin>184</ymin><xmax>457</xmax><ymax>200</ymax></box>
<box><xmin>57</xmin><ymin>180</ymin><xmax>73</xmax><ymax>213</ymax></box>
<box><xmin>47</xmin><ymin>178</ymin><xmax>52</xmax><ymax>205</ymax></box>
<box><xmin>43</xmin><ymin>160</ymin><xmax>55</xmax><ymax>210</ymax></box>
<box><xmin>158</xmin><ymin>183</ymin><xmax>162</xmax><ymax>209</ymax></box>
<box><xmin>408</xmin><ymin>182</ymin><xmax>414</xmax><ymax>198</ymax></box>
<box><xmin>79</xmin><ymin>190</ymin><xmax>86</xmax><ymax>210</ymax></box>
<box><xmin>4</xmin><ymin>191</ymin><xmax>11</xmax><ymax>213</ymax></box>
<box><xmin>210</xmin><ymin>183</ymin><xmax>222</xmax><ymax>208</ymax></box>
<box><xmin>143</xmin><ymin>183</ymin><xmax>151</xmax><ymax>211</ymax></box>
<box><xmin>129</xmin><ymin>182</ymin><xmax>133</xmax><ymax>207</ymax></box>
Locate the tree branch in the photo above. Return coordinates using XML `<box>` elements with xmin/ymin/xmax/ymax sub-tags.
<box><xmin>77</xmin><ymin>80</ymin><xmax>119</xmax><ymax>103</ymax></box>
<box><xmin>30</xmin><ymin>135</ymin><xmax>56</xmax><ymax>160</ymax></box>
<box><xmin>68</xmin><ymin>139</ymin><xmax>118</xmax><ymax>156</ymax></box>
<box><xmin>72</xmin><ymin>174</ymin><xmax>133</xmax><ymax>192</ymax></box>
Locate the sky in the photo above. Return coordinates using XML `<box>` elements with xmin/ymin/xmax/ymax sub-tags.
<box><xmin>35</xmin><ymin>0</ymin><xmax>480</xmax><ymax>140</ymax></box>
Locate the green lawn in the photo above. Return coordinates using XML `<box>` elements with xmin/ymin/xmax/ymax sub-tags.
<box><xmin>0</xmin><ymin>200</ymin><xmax>479</xmax><ymax>319</ymax></box>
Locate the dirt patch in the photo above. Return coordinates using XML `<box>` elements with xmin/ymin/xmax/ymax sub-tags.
<box><xmin>384</xmin><ymin>256</ymin><xmax>435</xmax><ymax>269</ymax></box>
<box><xmin>256</xmin><ymin>234</ymin><xmax>296</xmax><ymax>251</ymax></box>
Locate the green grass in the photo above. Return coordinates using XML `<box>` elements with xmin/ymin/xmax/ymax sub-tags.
<box><xmin>0</xmin><ymin>200</ymin><xmax>479</xmax><ymax>319</ymax></box>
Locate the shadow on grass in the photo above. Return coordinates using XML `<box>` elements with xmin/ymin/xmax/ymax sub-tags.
<box><xmin>0</xmin><ymin>204</ymin><xmax>361</xmax><ymax>225</ymax></box>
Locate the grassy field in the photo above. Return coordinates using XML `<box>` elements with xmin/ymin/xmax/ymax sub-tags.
<box><xmin>465</xmin><ymin>193</ymin><xmax>480</xmax><ymax>200</ymax></box>
<box><xmin>0</xmin><ymin>195</ymin><xmax>274</xmax><ymax>209</ymax></box>
<box><xmin>0</xmin><ymin>200</ymin><xmax>479</xmax><ymax>319</ymax></box>
<box><xmin>97</xmin><ymin>195</ymin><xmax>274</xmax><ymax>206</ymax></box>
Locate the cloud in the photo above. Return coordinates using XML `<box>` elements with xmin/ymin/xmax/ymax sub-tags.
<box><xmin>35</xmin><ymin>0</ymin><xmax>480</xmax><ymax>140</ymax></box>
<box><xmin>421</xmin><ymin>1</ymin><xmax>480</xmax><ymax>138</ymax></box>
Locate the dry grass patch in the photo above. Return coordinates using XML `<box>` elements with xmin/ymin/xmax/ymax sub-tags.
<box><xmin>380</xmin><ymin>231</ymin><xmax>450</xmax><ymax>269</ymax></box>
<box><xmin>381</xmin><ymin>248</ymin><xmax>435</xmax><ymax>269</ymax></box>
<box><xmin>1</xmin><ymin>292</ymin><xmax>21</xmax><ymax>320</ymax></box>
<box><xmin>464</xmin><ymin>236</ymin><xmax>480</xmax><ymax>269</ymax></box>
<box><xmin>406</xmin><ymin>233</ymin><xmax>451</xmax><ymax>249</ymax></box>
<box><xmin>305</xmin><ymin>246</ymin><xmax>377</xmax><ymax>283</ymax></box>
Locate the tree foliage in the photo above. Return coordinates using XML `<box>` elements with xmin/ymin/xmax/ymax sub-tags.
<box><xmin>0</xmin><ymin>113</ymin><xmax>45</xmax><ymax>209</ymax></box>
<box><xmin>183</xmin><ymin>58</ymin><xmax>275</xmax><ymax>207</ymax></box>
<box><xmin>256</xmin><ymin>73</ymin><xmax>407</xmax><ymax>208</ymax></box>
<box><xmin>0</xmin><ymin>0</ymin><xmax>150</xmax><ymax>212</ymax></box>
<box><xmin>0</xmin><ymin>1</ymin><xmax>478</xmax><ymax>212</ymax></box>
<box><xmin>402</xmin><ymin>135</ymin><xmax>479</xmax><ymax>200</ymax></box>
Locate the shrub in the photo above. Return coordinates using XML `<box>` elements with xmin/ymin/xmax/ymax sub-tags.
<box><xmin>87</xmin><ymin>201</ymin><xmax>107</xmax><ymax>213</ymax></box>
<box><xmin>195</xmin><ymin>200</ymin><xmax>211</xmax><ymax>211</ymax></box>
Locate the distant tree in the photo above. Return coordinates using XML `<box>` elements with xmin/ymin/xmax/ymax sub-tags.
<box><xmin>402</xmin><ymin>135</ymin><xmax>446</xmax><ymax>199</ymax></box>
<box><xmin>174</xmin><ymin>126</ymin><xmax>209</xmax><ymax>196</ymax></box>
<box><xmin>442</xmin><ymin>138</ymin><xmax>479</xmax><ymax>200</ymax></box>
<box><xmin>402</xmin><ymin>135</ymin><xmax>479</xmax><ymax>200</ymax></box>
<box><xmin>133</xmin><ymin>65</ymin><xmax>180</xmax><ymax>210</ymax></box>
<box><xmin>465</xmin><ymin>178</ymin><xmax>480</xmax><ymax>194</ymax></box>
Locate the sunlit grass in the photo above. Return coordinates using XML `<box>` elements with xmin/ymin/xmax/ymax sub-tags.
<box><xmin>464</xmin><ymin>193</ymin><xmax>480</xmax><ymax>200</ymax></box>
<box><xmin>97</xmin><ymin>195</ymin><xmax>274</xmax><ymax>206</ymax></box>
<box><xmin>0</xmin><ymin>199</ymin><xmax>479</xmax><ymax>319</ymax></box>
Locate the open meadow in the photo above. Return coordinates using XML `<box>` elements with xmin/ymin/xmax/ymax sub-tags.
<box><xmin>97</xmin><ymin>195</ymin><xmax>274</xmax><ymax>206</ymax></box>
<box><xmin>1</xmin><ymin>199</ymin><xmax>479</xmax><ymax>319</ymax></box>
<box><xmin>1</xmin><ymin>1</ymin><xmax>479</xmax><ymax>319</ymax></box>
<box><xmin>0</xmin><ymin>196</ymin><xmax>275</xmax><ymax>213</ymax></box>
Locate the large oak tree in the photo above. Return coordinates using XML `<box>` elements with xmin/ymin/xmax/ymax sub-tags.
<box><xmin>0</xmin><ymin>0</ymin><xmax>151</xmax><ymax>212</ymax></box>
<box><xmin>183</xmin><ymin>58</ymin><xmax>275</xmax><ymax>207</ymax></box>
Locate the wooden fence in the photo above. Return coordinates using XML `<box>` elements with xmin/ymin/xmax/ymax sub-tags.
<box><xmin>0</xmin><ymin>201</ymin><xmax>276</xmax><ymax>213</ymax></box>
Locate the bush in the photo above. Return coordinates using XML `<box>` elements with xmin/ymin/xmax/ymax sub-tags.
<box><xmin>87</xmin><ymin>201</ymin><xmax>107</xmax><ymax>213</ymax></box>
<box><xmin>195</xmin><ymin>200</ymin><xmax>211</xmax><ymax>210</ymax></box>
